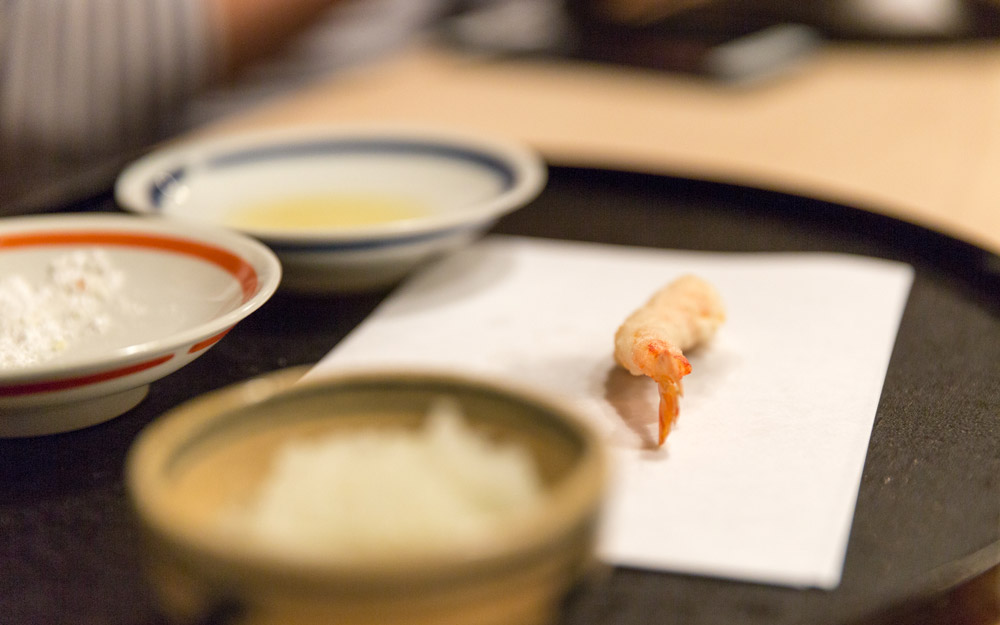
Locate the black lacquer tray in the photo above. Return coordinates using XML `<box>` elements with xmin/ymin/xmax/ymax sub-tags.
<box><xmin>2</xmin><ymin>166</ymin><xmax>997</xmax><ymax>625</ymax></box>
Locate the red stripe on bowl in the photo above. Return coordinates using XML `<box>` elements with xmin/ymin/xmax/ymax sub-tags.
<box><xmin>0</xmin><ymin>354</ymin><xmax>175</xmax><ymax>397</ymax></box>
<box><xmin>188</xmin><ymin>327</ymin><xmax>233</xmax><ymax>353</ymax></box>
<box><xmin>0</xmin><ymin>231</ymin><xmax>258</xmax><ymax>301</ymax></box>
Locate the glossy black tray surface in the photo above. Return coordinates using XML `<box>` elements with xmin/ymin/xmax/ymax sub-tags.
<box><xmin>2</xmin><ymin>167</ymin><xmax>997</xmax><ymax>625</ymax></box>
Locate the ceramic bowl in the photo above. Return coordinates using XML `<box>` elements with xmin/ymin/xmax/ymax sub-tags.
<box><xmin>114</xmin><ymin>125</ymin><xmax>547</xmax><ymax>293</ymax></box>
<box><xmin>0</xmin><ymin>214</ymin><xmax>281</xmax><ymax>436</ymax></box>
<box><xmin>125</xmin><ymin>367</ymin><xmax>606</xmax><ymax>625</ymax></box>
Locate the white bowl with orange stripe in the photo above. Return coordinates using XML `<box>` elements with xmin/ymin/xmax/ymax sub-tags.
<box><xmin>0</xmin><ymin>214</ymin><xmax>281</xmax><ymax>437</ymax></box>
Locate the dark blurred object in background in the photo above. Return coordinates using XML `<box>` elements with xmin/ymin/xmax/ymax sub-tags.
<box><xmin>566</xmin><ymin>0</ymin><xmax>1000</xmax><ymax>40</ymax></box>
<box><xmin>442</xmin><ymin>0</ymin><xmax>1000</xmax><ymax>84</ymax></box>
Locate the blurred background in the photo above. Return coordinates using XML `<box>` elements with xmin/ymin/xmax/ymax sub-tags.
<box><xmin>4</xmin><ymin>0</ymin><xmax>1000</xmax><ymax>213</ymax></box>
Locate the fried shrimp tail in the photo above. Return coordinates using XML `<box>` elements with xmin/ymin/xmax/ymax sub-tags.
<box><xmin>614</xmin><ymin>274</ymin><xmax>725</xmax><ymax>445</ymax></box>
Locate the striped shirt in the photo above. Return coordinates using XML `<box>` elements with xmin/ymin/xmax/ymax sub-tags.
<box><xmin>0</xmin><ymin>0</ymin><xmax>441</xmax><ymax>212</ymax></box>
<box><xmin>0</xmin><ymin>0</ymin><xmax>221</xmax><ymax>210</ymax></box>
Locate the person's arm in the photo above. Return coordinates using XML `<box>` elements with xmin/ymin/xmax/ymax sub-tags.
<box><xmin>212</xmin><ymin>0</ymin><xmax>345</xmax><ymax>73</ymax></box>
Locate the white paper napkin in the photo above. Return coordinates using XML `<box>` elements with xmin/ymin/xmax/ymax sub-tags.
<box><xmin>308</xmin><ymin>235</ymin><xmax>914</xmax><ymax>589</ymax></box>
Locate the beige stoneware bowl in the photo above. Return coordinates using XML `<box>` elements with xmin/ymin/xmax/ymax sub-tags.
<box><xmin>125</xmin><ymin>367</ymin><xmax>607</xmax><ymax>625</ymax></box>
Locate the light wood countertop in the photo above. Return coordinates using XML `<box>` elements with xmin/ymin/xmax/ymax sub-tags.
<box><xmin>189</xmin><ymin>39</ymin><xmax>1000</xmax><ymax>257</ymax></box>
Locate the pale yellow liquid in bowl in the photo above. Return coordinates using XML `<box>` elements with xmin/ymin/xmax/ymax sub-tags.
<box><xmin>225</xmin><ymin>195</ymin><xmax>429</xmax><ymax>231</ymax></box>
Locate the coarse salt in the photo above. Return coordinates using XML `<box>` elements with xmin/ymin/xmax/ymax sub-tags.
<box><xmin>0</xmin><ymin>249</ymin><xmax>140</xmax><ymax>369</ymax></box>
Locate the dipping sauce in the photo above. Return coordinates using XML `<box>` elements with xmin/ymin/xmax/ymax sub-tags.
<box><xmin>219</xmin><ymin>398</ymin><xmax>545</xmax><ymax>560</ymax></box>
<box><xmin>224</xmin><ymin>194</ymin><xmax>429</xmax><ymax>231</ymax></box>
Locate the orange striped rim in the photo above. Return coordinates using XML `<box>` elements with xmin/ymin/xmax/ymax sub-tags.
<box><xmin>0</xmin><ymin>355</ymin><xmax>174</xmax><ymax>397</ymax></box>
<box><xmin>0</xmin><ymin>231</ymin><xmax>259</xmax><ymax>301</ymax></box>
<box><xmin>187</xmin><ymin>327</ymin><xmax>233</xmax><ymax>353</ymax></box>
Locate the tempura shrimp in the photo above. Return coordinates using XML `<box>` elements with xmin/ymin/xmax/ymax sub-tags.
<box><xmin>614</xmin><ymin>274</ymin><xmax>725</xmax><ymax>445</ymax></box>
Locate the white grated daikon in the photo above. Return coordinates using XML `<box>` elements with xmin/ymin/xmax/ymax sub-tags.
<box><xmin>221</xmin><ymin>398</ymin><xmax>545</xmax><ymax>560</ymax></box>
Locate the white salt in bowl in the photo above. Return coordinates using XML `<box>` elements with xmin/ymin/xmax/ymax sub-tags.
<box><xmin>125</xmin><ymin>367</ymin><xmax>606</xmax><ymax>625</ymax></box>
<box><xmin>0</xmin><ymin>214</ymin><xmax>281</xmax><ymax>437</ymax></box>
<box><xmin>114</xmin><ymin>125</ymin><xmax>547</xmax><ymax>293</ymax></box>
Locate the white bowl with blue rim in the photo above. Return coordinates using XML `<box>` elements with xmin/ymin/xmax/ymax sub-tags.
<box><xmin>115</xmin><ymin>125</ymin><xmax>547</xmax><ymax>293</ymax></box>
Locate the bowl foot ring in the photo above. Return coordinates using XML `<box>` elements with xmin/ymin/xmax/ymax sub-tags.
<box><xmin>0</xmin><ymin>385</ymin><xmax>150</xmax><ymax>437</ymax></box>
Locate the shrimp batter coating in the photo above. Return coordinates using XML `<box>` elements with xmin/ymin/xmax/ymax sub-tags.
<box><xmin>614</xmin><ymin>274</ymin><xmax>725</xmax><ymax>445</ymax></box>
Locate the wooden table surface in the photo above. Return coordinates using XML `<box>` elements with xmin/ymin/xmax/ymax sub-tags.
<box><xmin>187</xmin><ymin>39</ymin><xmax>1000</xmax><ymax>258</ymax></box>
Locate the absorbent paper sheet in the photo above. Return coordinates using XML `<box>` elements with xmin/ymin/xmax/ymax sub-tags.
<box><xmin>308</xmin><ymin>235</ymin><xmax>914</xmax><ymax>589</ymax></box>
